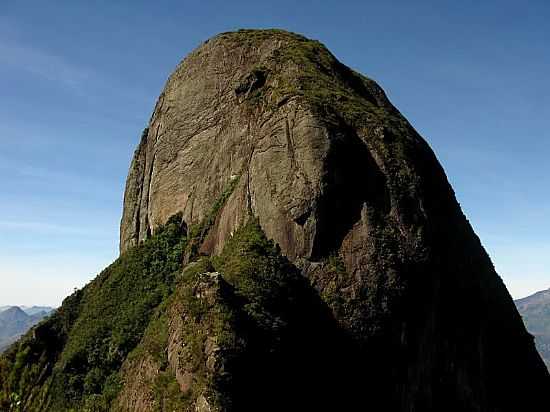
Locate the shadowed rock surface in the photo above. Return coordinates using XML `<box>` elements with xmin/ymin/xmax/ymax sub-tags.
<box><xmin>119</xmin><ymin>29</ymin><xmax>550</xmax><ymax>410</ymax></box>
<box><xmin>1</xmin><ymin>29</ymin><xmax>548</xmax><ymax>412</ymax></box>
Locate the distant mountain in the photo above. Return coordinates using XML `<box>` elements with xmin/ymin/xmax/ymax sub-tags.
<box><xmin>0</xmin><ymin>306</ymin><xmax>53</xmax><ymax>352</ymax></box>
<box><xmin>515</xmin><ymin>289</ymin><xmax>550</xmax><ymax>369</ymax></box>
<box><xmin>21</xmin><ymin>306</ymin><xmax>54</xmax><ymax>316</ymax></box>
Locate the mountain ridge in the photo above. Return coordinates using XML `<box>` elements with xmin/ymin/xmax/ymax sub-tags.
<box><xmin>0</xmin><ymin>306</ymin><xmax>53</xmax><ymax>353</ymax></box>
<box><xmin>1</xmin><ymin>29</ymin><xmax>548</xmax><ymax>412</ymax></box>
<box><xmin>515</xmin><ymin>287</ymin><xmax>550</xmax><ymax>369</ymax></box>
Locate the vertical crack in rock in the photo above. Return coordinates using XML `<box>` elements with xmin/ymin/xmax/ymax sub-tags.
<box><xmin>142</xmin><ymin>151</ymin><xmax>156</xmax><ymax>240</ymax></box>
<box><xmin>284</xmin><ymin>116</ymin><xmax>296</xmax><ymax>168</ymax></box>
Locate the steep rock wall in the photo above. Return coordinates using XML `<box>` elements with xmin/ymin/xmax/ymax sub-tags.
<box><xmin>114</xmin><ymin>29</ymin><xmax>550</xmax><ymax>410</ymax></box>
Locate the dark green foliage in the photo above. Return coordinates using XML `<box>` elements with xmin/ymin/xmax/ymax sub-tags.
<box><xmin>126</xmin><ymin>304</ymin><xmax>170</xmax><ymax>368</ymax></box>
<box><xmin>203</xmin><ymin>220</ymin><xmax>354</xmax><ymax>411</ymax></box>
<box><xmin>152</xmin><ymin>371</ymin><xmax>187</xmax><ymax>412</ymax></box>
<box><xmin>212</xmin><ymin>219</ymin><xmax>301</xmax><ymax>332</ymax></box>
<box><xmin>173</xmin><ymin>272</ymin><xmax>239</xmax><ymax>411</ymax></box>
<box><xmin>54</xmin><ymin>214</ymin><xmax>186</xmax><ymax>409</ymax></box>
<box><xmin>60</xmin><ymin>214</ymin><xmax>185</xmax><ymax>370</ymax></box>
<box><xmin>132</xmin><ymin>219</ymin><xmax>352</xmax><ymax>411</ymax></box>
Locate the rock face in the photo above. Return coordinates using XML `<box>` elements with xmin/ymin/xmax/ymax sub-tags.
<box><xmin>119</xmin><ymin>29</ymin><xmax>549</xmax><ymax>410</ymax></box>
<box><xmin>120</xmin><ymin>29</ymin><xmax>391</xmax><ymax>261</ymax></box>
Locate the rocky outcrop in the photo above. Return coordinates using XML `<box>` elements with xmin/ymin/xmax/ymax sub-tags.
<box><xmin>116</xmin><ymin>221</ymin><xmax>360</xmax><ymax>412</ymax></box>
<box><xmin>1</xmin><ymin>29</ymin><xmax>547</xmax><ymax>412</ymax></box>
<box><xmin>119</xmin><ymin>29</ymin><xmax>549</xmax><ymax>411</ymax></box>
<box><xmin>115</xmin><ymin>272</ymin><xmax>230</xmax><ymax>412</ymax></box>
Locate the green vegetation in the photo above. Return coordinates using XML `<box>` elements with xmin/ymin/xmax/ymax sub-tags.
<box><xmin>205</xmin><ymin>219</ymin><xmax>345</xmax><ymax>411</ymax></box>
<box><xmin>125</xmin><ymin>301</ymin><xmax>170</xmax><ymax>368</ymax></box>
<box><xmin>152</xmin><ymin>371</ymin><xmax>187</xmax><ymax>412</ymax></box>
<box><xmin>126</xmin><ymin>218</ymin><xmax>334</xmax><ymax>411</ymax></box>
<box><xmin>57</xmin><ymin>214</ymin><xmax>186</xmax><ymax>409</ymax></box>
<box><xmin>211</xmin><ymin>219</ymin><xmax>302</xmax><ymax>332</ymax></box>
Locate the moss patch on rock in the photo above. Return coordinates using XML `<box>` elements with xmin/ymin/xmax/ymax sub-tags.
<box><xmin>184</xmin><ymin>175</ymin><xmax>241</xmax><ymax>262</ymax></box>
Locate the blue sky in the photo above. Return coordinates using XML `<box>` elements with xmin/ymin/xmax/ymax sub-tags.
<box><xmin>1</xmin><ymin>0</ymin><xmax>549</xmax><ymax>306</ymax></box>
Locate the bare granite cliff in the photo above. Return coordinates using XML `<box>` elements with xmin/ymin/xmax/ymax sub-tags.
<box><xmin>1</xmin><ymin>29</ymin><xmax>548</xmax><ymax>412</ymax></box>
<box><xmin>119</xmin><ymin>29</ymin><xmax>550</xmax><ymax>410</ymax></box>
<box><xmin>120</xmin><ymin>29</ymin><xmax>396</xmax><ymax>262</ymax></box>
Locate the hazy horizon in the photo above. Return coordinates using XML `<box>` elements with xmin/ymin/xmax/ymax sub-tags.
<box><xmin>1</xmin><ymin>0</ymin><xmax>549</xmax><ymax>307</ymax></box>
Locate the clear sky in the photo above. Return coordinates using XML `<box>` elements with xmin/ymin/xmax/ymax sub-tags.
<box><xmin>1</xmin><ymin>0</ymin><xmax>549</xmax><ymax>307</ymax></box>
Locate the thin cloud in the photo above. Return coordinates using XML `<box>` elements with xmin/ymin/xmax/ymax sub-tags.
<box><xmin>0</xmin><ymin>154</ymin><xmax>117</xmax><ymax>196</ymax></box>
<box><xmin>0</xmin><ymin>39</ymin><xmax>91</xmax><ymax>89</ymax></box>
<box><xmin>0</xmin><ymin>220</ymin><xmax>107</xmax><ymax>237</ymax></box>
